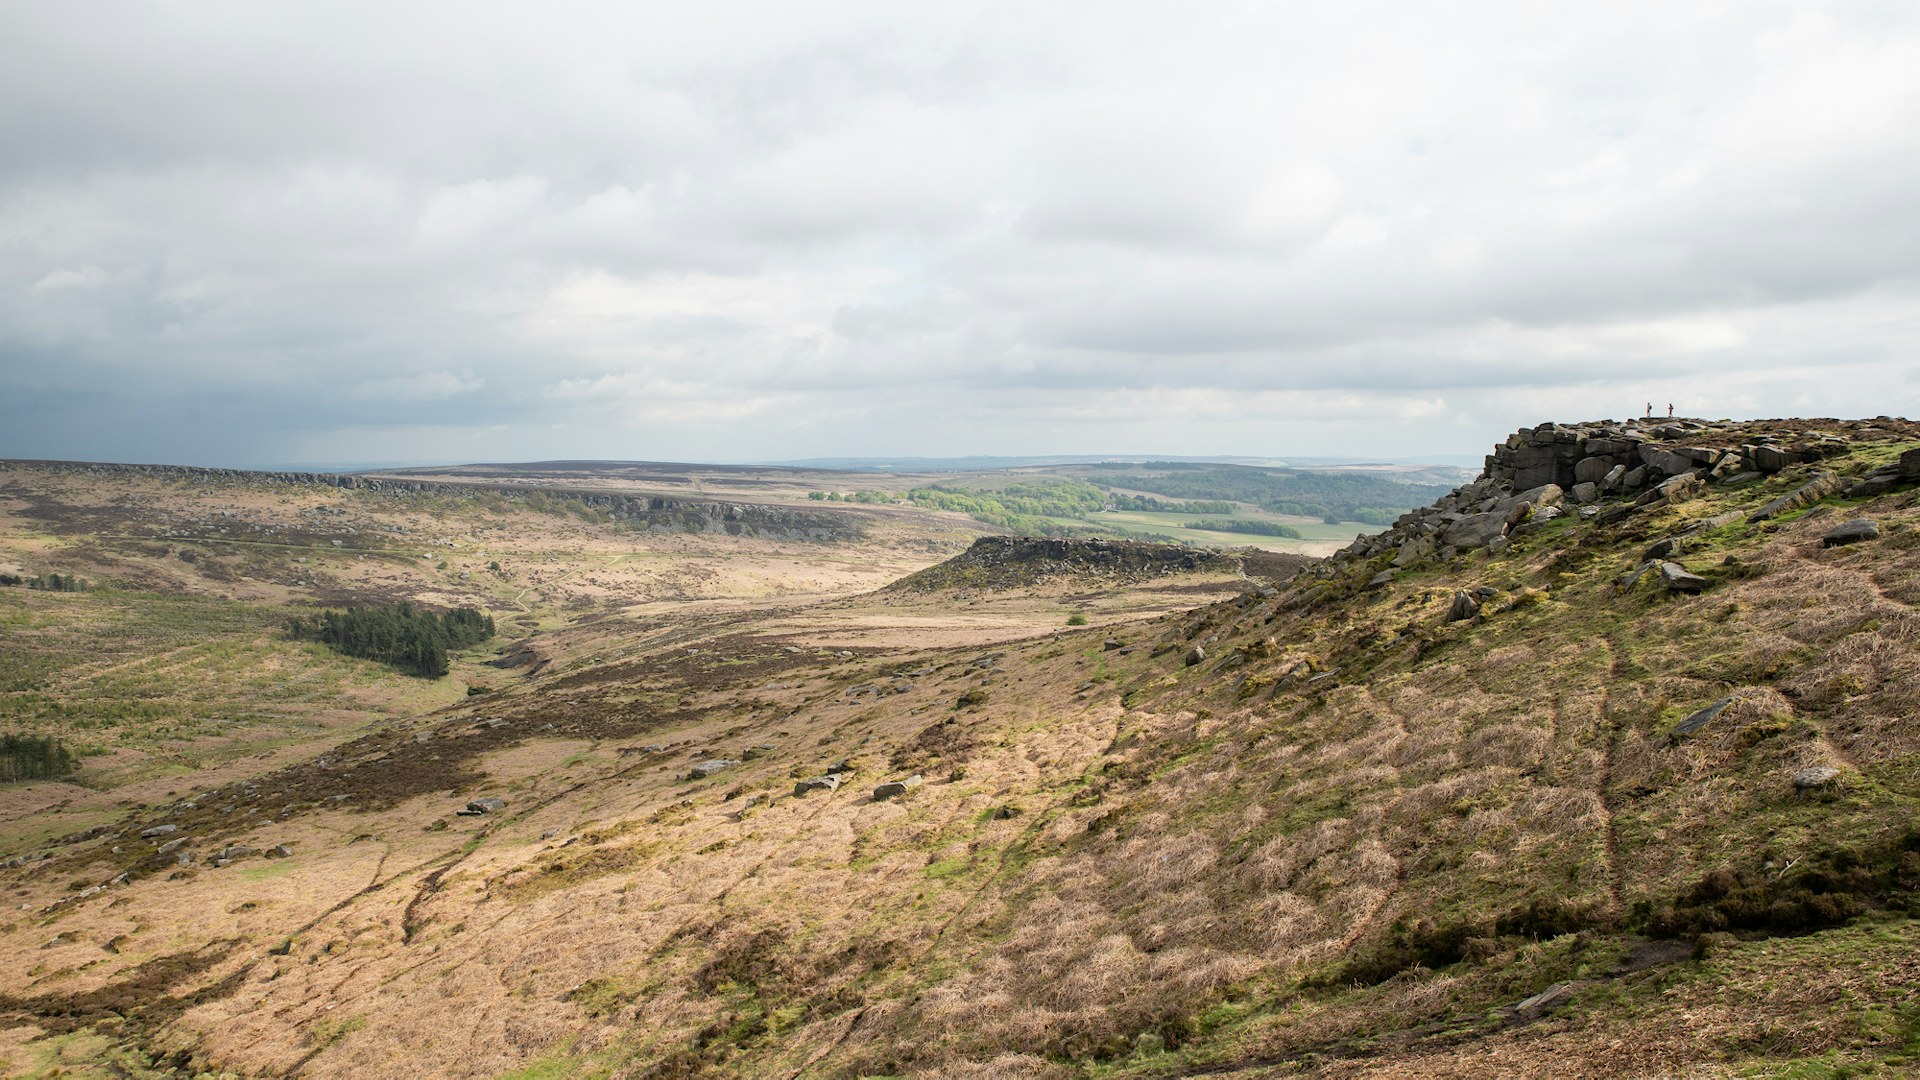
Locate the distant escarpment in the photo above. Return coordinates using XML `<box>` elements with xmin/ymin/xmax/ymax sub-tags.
<box><xmin>0</xmin><ymin>458</ymin><xmax>860</xmax><ymax>541</ymax></box>
<box><xmin>888</xmin><ymin>535</ymin><xmax>1242</xmax><ymax>592</ymax></box>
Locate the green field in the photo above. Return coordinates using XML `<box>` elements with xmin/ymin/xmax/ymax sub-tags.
<box><xmin>1050</xmin><ymin>509</ymin><xmax>1365</xmax><ymax>550</ymax></box>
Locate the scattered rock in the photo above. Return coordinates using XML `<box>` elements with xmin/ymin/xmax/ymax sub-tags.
<box><xmin>1821</xmin><ymin>519</ymin><xmax>1879</xmax><ymax>547</ymax></box>
<box><xmin>458</xmin><ymin>797</ymin><xmax>508</xmax><ymax>815</ymax></box>
<box><xmin>872</xmin><ymin>775</ymin><xmax>923</xmax><ymax>801</ymax></box>
<box><xmin>1658</xmin><ymin>562</ymin><xmax>1710</xmax><ymax>594</ymax></box>
<box><xmin>1793</xmin><ymin>765</ymin><xmax>1840</xmax><ymax>792</ymax></box>
<box><xmin>140</xmin><ymin>825</ymin><xmax>177</xmax><ymax>838</ymax></box>
<box><xmin>266</xmin><ymin>844</ymin><xmax>294</xmax><ymax>858</ymax></box>
<box><xmin>1102</xmin><ymin>638</ymin><xmax>1124</xmax><ymax>651</ymax></box>
<box><xmin>682</xmin><ymin>760</ymin><xmax>740</xmax><ymax>781</ymax></box>
<box><xmin>1366</xmin><ymin>570</ymin><xmax>1394</xmax><ymax>590</ymax></box>
<box><xmin>1446</xmin><ymin>590</ymin><xmax>1480</xmax><ymax>623</ymax></box>
<box><xmin>793</xmin><ymin>774</ymin><xmax>841</xmax><ymax>797</ymax></box>
<box><xmin>1184</xmin><ymin>645</ymin><xmax>1207</xmax><ymax>667</ymax></box>
<box><xmin>1672</xmin><ymin>698</ymin><xmax>1734</xmax><ymax>738</ymax></box>
<box><xmin>1510</xmin><ymin>983</ymin><xmax>1576</xmax><ymax>1015</ymax></box>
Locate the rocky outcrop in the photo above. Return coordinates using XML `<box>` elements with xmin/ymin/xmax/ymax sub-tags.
<box><xmin>889</xmin><ymin>536</ymin><xmax>1240</xmax><ymax>592</ymax></box>
<box><xmin>1324</xmin><ymin>417</ymin><xmax>1918</xmax><ymax>572</ymax></box>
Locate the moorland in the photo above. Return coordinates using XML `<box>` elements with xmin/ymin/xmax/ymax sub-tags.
<box><xmin>1</xmin><ymin>424</ymin><xmax>1918</xmax><ymax>1078</ymax></box>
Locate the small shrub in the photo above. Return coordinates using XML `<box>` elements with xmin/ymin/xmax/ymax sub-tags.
<box><xmin>1066</xmin><ymin>614</ymin><xmax>1089</xmax><ymax>626</ymax></box>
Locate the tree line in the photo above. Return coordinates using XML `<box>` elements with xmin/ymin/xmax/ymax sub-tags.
<box><xmin>1183</xmin><ymin>518</ymin><xmax>1304</xmax><ymax>538</ymax></box>
<box><xmin>287</xmin><ymin>602</ymin><xmax>495</xmax><ymax>678</ymax></box>
<box><xmin>0</xmin><ymin>572</ymin><xmax>87</xmax><ymax>591</ymax></box>
<box><xmin>0</xmin><ymin>734</ymin><xmax>77</xmax><ymax>783</ymax></box>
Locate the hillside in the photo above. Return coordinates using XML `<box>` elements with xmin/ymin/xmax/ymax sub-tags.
<box><xmin>3</xmin><ymin>417</ymin><xmax>1920</xmax><ymax>1077</ymax></box>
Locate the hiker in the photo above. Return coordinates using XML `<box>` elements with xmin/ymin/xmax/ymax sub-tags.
<box><xmin>1645</xmin><ymin>403</ymin><xmax>1652</xmax><ymax>419</ymax></box>
<box><xmin>1667</xmin><ymin>403</ymin><xmax>1674</xmax><ymax>418</ymax></box>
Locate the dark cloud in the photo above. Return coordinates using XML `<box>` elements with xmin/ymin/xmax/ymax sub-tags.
<box><xmin>2</xmin><ymin>2</ymin><xmax>1917</xmax><ymax>467</ymax></box>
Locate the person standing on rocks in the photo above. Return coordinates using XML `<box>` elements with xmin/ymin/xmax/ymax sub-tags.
<box><xmin>1645</xmin><ymin>402</ymin><xmax>1652</xmax><ymax>418</ymax></box>
<box><xmin>1667</xmin><ymin>403</ymin><xmax>1674</xmax><ymax>417</ymax></box>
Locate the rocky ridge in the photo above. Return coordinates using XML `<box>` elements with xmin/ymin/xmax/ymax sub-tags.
<box><xmin>1324</xmin><ymin>416</ymin><xmax>1920</xmax><ymax>573</ymax></box>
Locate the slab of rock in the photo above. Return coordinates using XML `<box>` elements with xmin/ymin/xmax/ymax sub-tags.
<box><xmin>140</xmin><ymin>824</ymin><xmax>178</xmax><ymax>838</ymax></box>
<box><xmin>872</xmin><ymin>775</ymin><xmax>923</xmax><ymax>801</ymax></box>
<box><xmin>1366</xmin><ymin>570</ymin><xmax>1394</xmax><ymax>590</ymax></box>
<box><xmin>457</xmin><ymin>797</ymin><xmax>508</xmax><ymax>816</ymax></box>
<box><xmin>1822</xmin><ymin>519</ymin><xmax>1879</xmax><ymax>547</ymax></box>
<box><xmin>1672</xmin><ymin>698</ymin><xmax>1733</xmax><ymax>737</ymax></box>
<box><xmin>1749</xmin><ymin>471</ymin><xmax>1843</xmax><ymax>523</ymax></box>
<box><xmin>265</xmin><ymin>844</ymin><xmax>294</xmax><ymax>858</ymax></box>
<box><xmin>1446</xmin><ymin>590</ymin><xmax>1480</xmax><ymax>623</ymax></box>
<box><xmin>1658</xmin><ymin>562</ymin><xmax>1710</xmax><ymax>594</ymax></box>
<box><xmin>682</xmin><ymin>760</ymin><xmax>740</xmax><ymax>781</ymax></box>
<box><xmin>793</xmin><ymin>774</ymin><xmax>841</xmax><ymax>797</ymax></box>
<box><xmin>1570</xmin><ymin>481</ymin><xmax>1599</xmax><ymax>504</ymax></box>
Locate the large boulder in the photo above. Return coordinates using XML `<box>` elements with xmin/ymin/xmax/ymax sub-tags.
<box><xmin>1822</xmin><ymin>519</ymin><xmax>1879</xmax><ymax>547</ymax></box>
<box><xmin>1442</xmin><ymin>511</ymin><xmax>1510</xmax><ymax>550</ymax></box>
<box><xmin>1750</xmin><ymin>445</ymin><xmax>1804</xmax><ymax>473</ymax></box>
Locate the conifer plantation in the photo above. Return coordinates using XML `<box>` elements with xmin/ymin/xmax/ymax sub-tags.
<box><xmin>286</xmin><ymin>602</ymin><xmax>494</xmax><ymax>678</ymax></box>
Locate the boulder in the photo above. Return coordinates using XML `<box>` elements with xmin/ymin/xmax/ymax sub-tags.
<box><xmin>1658</xmin><ymin>562</ymin><xmax>1710</xmax><ymax>594</ymax></box>
<box><xmin>1793</xmin><ymin>765</ymin><xmax>1840</xmax><ymax>792</ymax></box>
<box><xmin>140</xmin><ymin>825</ymin><xmax>177</xmax><ymax>838</ymax></box>
<box><xmin>266</xmin><ymin>844</ymin><xmax>294</xmax><ymax>858</ymax></box>
<box><xmin>1441</xmin><ymin>511</ymin><xmax>1510</xmax><ymax>550</ymax></box>
<box><xmin>1366</xmin><ymin>570</ymin><xmax>1394</xmax><ymax>590</ymax></box>
<box><xmin>1622</xmin><ymin>466</ymin><xmax>1648</xmax><ymax>489</ymax></box>
<box><xmin>1901</xmin><ymin>447</ymin><xmax>1920</xmax><ymax>479</ymax></box>
<box><xmin>1638</xmin><ymin>446</ymin><xmax>1696</xmax><ymax>477</ymax></box>
<box><xmin>1184</xmin><ymin>645</ymin><xmax>1206</xmax><ymax>667</ymax></box>
<box><xmin>1446</xmin><ymin>590</ymin><xmax>1480</xmax><ymax>623</ymax></box>
<box><xmin>1102</xmin><ymin>638</ymin><xmax>1124</xmax><ymax>651</ymax></box>
<box><xmin>1822</xmin><ymin>519</ymin><xmax>1879</xmax><ymax>547</ymax></box>
<box><xmin>872</xmin><ymin>775</ymin><xmax>923</xmax><ymax>801</ymax></box>
<box><xmin>683</xmin><ymin>760</ymin><xmax>739</xmax><ymax>781</ymax></box>
<box><xmin>1642</xmin><ymin>537</ymin><xmax>1684</xmax><ymax>562</ymax></box>
<box><xmin>1750</xmin><ymin>445</ymin><xmax>1804</xmax><ymax>473</ymax></box>
<box><xmin>1601</xmin><ymin>464</ymin><xmax>1628</xmax><ymax>491</ymax></box>
<box><xmin>458</xmin><ymin>797</ymin><xmax>508</xmax><ymax>815</ymax></box>
<box><xmin>1574</xmin><ymin>457</ymin><xmax>1616</xmax><ymax>485</ymax></box>
<box><xmin>793</xmin><ymin>775</ymin><xmax>841</xmax><ymax>797</ymax></box>
<box><xmin>1570</xmin><ymin>481</ymin><xmax>1599</xmax><ymax>505</ymax></box>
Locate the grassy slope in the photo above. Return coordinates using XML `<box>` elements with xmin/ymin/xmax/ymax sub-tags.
<box><xmin>1</xmin><ymin>437</ymin><xmax>1919</xmax><ymax>1077</ymax></box>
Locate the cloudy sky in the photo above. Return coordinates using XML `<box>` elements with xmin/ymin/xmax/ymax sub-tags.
<box><xmin>3</xmin><ymin>2</ymin><xmax>1917</xmax><ymax>468</ymax></box>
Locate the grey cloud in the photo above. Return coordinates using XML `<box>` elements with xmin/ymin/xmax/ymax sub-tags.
<box><xmin>2</xmin><ymin>1</ymin><xmax>1918</xmax><ymax>466</ymax></box>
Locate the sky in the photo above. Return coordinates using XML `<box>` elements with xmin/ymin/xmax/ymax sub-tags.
<box><xmin>2</xmin><ymin>2</ymin><xmax>1918</xmax><ymax>469</ymax></box>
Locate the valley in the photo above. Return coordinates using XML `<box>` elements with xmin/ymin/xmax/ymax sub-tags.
<box><xmin>1</xmin><ymin>422</ymin><xmax>1918</xmax><ymax>1078</ymax></box>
